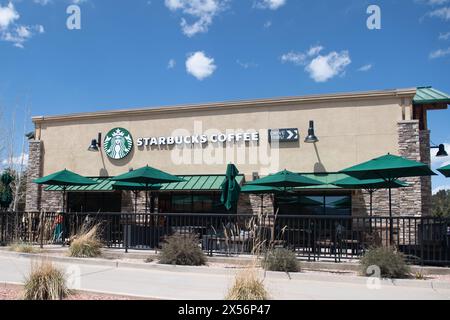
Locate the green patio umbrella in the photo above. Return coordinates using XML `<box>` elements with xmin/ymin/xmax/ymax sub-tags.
<box><xmin>247</xmin><ymin>170</ymin><xmax>323</xmax><ymax>190</ymax></box>
<box><xmin>333</xmin><ymin>176</ymin><xmax>408</xmax><ymax>217</ymax></box>
<box><xmin>33</xmin><ymin>169</ymin><xmax>97</xmax><ymax>245</ymax></box>
<box><xmin>437</xmin><ymin>164</ymin><xmax>450</xmax><ymax>178</ymax></box>
<box><xmin>111</xmin><ymin>165</ymin><xmax>184</xmax><ymax>213</ymax></box>
<box><xmin>112</xmin><ymin>182</ymin><xmax>162</xmax><ymax>213</ymax></box>
<box><xmin>341</xmin><ymin>154</ymin><xmax>436</xmax><ymax>242</ymax></box>
<box><xmin>220</xmin><ymin>164</ymin><xmax>241</xmax><ymax>211</ymax></box>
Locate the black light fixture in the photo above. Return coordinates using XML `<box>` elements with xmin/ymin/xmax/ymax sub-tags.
<box><xmin>25</xmin><ymin>132</ymin><xmax>35</xmax><ymax>140</ymax></box>
<box><xmin>304</xmin><ymin>120</ymin><xmax>319</xmax><ymax>143</ymax></box>
<box><xmin>88</xmin><ymin>133</ymin><xmax>102</xmax><ymax>152</ymax></box>
<box><xmin>431</xmin><ymin>144</ymin><xmax>448</xmax><ymax>157</ymax></box>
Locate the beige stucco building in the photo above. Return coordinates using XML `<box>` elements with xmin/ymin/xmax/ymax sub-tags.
<box><xmin>25</xmin><ymin>87</ymin><xmax>449</xmax><ymax>217</ymax></box>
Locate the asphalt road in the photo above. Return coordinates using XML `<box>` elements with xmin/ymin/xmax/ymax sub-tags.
<box><xmin>0</xmin><ymin>255</ymin><xmax>449</xmax><ymax>300</ymax></box>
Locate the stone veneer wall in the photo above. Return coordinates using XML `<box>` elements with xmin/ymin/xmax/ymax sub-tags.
<box><xmin>121</xmin><ymin>191</ymin><xmax>158</xmax><ymax>213</ymax></box>
<box><xmin>237</xmin><ymin>194</ymin><xmax>275</xmax><ymax>216</ymax></box>
<box><xmin>25</xmin><ymin>141</ymin><xmax>43</xmax><ymax>212</ymax></box>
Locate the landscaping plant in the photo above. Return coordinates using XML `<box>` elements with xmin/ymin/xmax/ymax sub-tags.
<box><xmin>360</xmin><ymin>246</ymin><xmax>411</xmax><ymax>279</ymax></box>
<box><xmin>9</xmin><ymin>242</ymin><xmax>38</xmax><ymax>254</ymax></box>
<box><xmin>69</xmin><ymin>224</ymin><xmax>102</xmax><ymax>258</ymax></box>
<box><xmin>262</xmin><ymin>248</ymin><xmax>300</xmax><ymax>273</ymax></box>
<box><xmin>23</xmin><ymin>260</ymin><xmax>70</xmax><ymax>300</ymax></box>
<box><xmin>159</xmin><ymin>233</ymin><xmax>206</xmax><ymax>266</ymax></box>
<box><xmin>226</xmin><ymin>268</ymin><xmax>269</xmax><ymax>300</ymax></box>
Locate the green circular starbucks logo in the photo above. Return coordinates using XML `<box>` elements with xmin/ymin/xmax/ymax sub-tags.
<box><xmin>104</xmin><ymin>128</ymin><xmax>133</xmax><ymax>160</ymax></box>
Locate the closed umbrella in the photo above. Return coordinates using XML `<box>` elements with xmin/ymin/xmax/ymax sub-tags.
<box><xmin>341</xmin><ymin>154</ymin><xmax>436</xmax><ymax>242</ymax></box>
<box><xmin>111</xmin><ymin>165</ymin><xmax>184</xmax><ymax>213</ymax></box>
<box><xmin>438</xmin><ymin>164</ymin><xmax>450</xmax><ymax>178</ymax></box>
<box><xmin>220</xmin><ymin>164</ymin><xmax>241</xmax><ymax>211</ymax></box>
<box><xmin>33</xmin><ymin>169</ymin><xmax>97</xmax><ymax>245</ymax></box>
<box><xmin>0</xmin><ymin>171</ymin><xmax>14</xmax><ymax>211</ymax></box>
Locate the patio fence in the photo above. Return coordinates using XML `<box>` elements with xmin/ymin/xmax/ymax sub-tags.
<box><xmin>1</xmin><ymin>212</ymin><xmax>449</xmax><ymax>266</ymax></box>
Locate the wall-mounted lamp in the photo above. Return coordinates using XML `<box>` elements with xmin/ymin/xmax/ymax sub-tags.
<box><xmin>304</xmin><ymin>121</ymin><xmax>319</xmax><ymax>144</ymax></box>
<box><xmin>431</xmin><ymin>144</ymin><xmax>448</xmax><ymax>158</ymax></box>
<box><xmin>88</xmin><ymin>133</ymin><xmax>102</xmax><ymax>152</ymax></box>
<box><xmin>25</xmin><ymin>132</ymin><xmax>35</xmax><ymax>140</ymax></box>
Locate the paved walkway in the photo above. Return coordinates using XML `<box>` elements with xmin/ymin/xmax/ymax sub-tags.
<box><xmin>0</xmin><ymin>255</ymin><xmax>449</xmax><ymax>300</ymax></box>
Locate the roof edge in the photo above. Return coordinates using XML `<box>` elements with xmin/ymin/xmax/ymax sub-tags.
<box><xmin>33</xmin><ymin>88</ymin><xmax>417</xmax><ymax>124</ymax></box>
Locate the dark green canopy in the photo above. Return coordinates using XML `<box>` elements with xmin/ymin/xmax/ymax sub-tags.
<box><xmin>241</xmin><ymin>185</ymin><xmax>284</xmax><ymax>194</ymax></box>
<box><xmin>340</xmin><ymin>154</ymin><xmax>436</xmax><ymax>180</ymax></box>
<box><xmin>341</xmin><ymin>154</ymin><xmax>435</xmax><ymax>241</ymax></box>
<box><xmin>111</xmin><ymin>165</ymin><xmax>185</xmax><ymax>185</ymax></box>
<box><xmin>247</xmin><ymin>170</ymin><xmax>323</xmax><ymax>189</ymax></box>
<box><xmin>33</xmin><ymin>169</ymin><xmax>98</xmax><ymax>187</ymax></box>
<box><xmin>438</xmin><ymin>164</ymin><xmax>450</xmax><ymax>178</ymax></box>
<box><xmin>333</xmin><ymin>176</ymin><xmax>408</xmax><ymax>190</ymax></box>
<box><xmin>112</xmin><ymin>165</ymin><xmax>184</xmax><ymax>213</ymax></box>
<box><xmin>220</xmin><ymin>164</ymin><xmax>241</xmax><ymax>211</ymax></box>
<box><xmin>0</xmin><ymin>171</ymin><xmax>14</xmax><ymax>210</ymax></box>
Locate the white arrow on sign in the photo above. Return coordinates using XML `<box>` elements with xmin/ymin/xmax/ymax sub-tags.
<box><xmin>287</xmin><ymin>130</ymin><xmax>295</xmax><ymax>140</ymax></box>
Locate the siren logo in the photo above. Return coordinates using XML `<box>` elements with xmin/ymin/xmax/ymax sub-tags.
<box><xmin>104</xmin><ymin>128</ymin><xmax>133</xmax><ymax>160</ymax></box>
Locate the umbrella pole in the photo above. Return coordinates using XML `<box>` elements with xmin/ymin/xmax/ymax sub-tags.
<box><xmin>62</xmin><ymin>187</ymin><xmax>66</xmax><ymax>247</ymax></box>
<box><xmin>389</xmin><ymin>185</ymin><xmax>393</xmax><ymax>246</ymax></box>
<box><xmin>368</xmin><ymin>190</ymin><xmax>373</xmax><ymax>234</ymax></box>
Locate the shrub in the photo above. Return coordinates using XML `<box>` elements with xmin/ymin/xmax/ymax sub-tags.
<box><xmin>262</xmin><ymin>248</ymin><xmax>300</xmax><ymax>273</ymax></box>
<box><xmin>360</xmin><ymin>246</ymin><xmax>411</xmax><ymax>279</ymax></box>
<box><xmin>159</xmin><ymin>233</ymin><xmax>206</xmax><ymax>266</ymax></box>
<box><xmin>69</xmin><ymin>224</ymin><xmax>102</xmax><ymax>258</ymax></box>
<box><xmin>226</xmin><ymin>269</ymin><xmax>269</xmax><ymax>300</ymax></box>
<box><xmin>23</xmin><ymin>260</ymin><xmax>70</xmax><ymax>300</ymax></box>
<box><xmin>10</xmin><ymin>242</ymin><xmax>38</xmax><ymax>254</ymax></box>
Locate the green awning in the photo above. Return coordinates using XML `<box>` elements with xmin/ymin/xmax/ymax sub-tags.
<box><xmin>45</xmin><ymin>175</ymin><xmax>245</xmax><ymax>192</ymax></box>
<box><xmin>414</xmin><ymin>87</ymin><xmax>450</xmax><ymax>104</ymax></box>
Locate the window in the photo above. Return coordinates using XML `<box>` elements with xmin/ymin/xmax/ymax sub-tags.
<box><xmin>158</xmin><ymin>192</ymin><xmax>228</xmax><ymax>213</ymax></box>
<box><xmin>275</xmin><ymin>192</ymin><xmax>351</xmax><ymax>216</ymax></box>
<box><xmin>67</xmin><ymin>192</ymin><xmax>122</xmax><ymax>213</ymax></box>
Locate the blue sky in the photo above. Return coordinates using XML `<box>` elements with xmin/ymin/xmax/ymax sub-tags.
<box><xmin>0</xmin><ymin>0</ymin><xmax>449</xmax><ymax>190</ymax></box>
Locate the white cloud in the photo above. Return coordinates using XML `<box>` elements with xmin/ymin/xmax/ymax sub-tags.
<box><xmin>2</xmin><ymin>153</ymin><xmax>28</xmax><ymax>168</ymax></box>
<box><xmin>439</xmin><ymin>31</ymin><xmax>450</xmax><ymax>40</ymax></box>
<box><xmin>165</xmin><ymin>0</ymin><xmax>228</xmax><ymax>37</ymax></box>
<box><xmin>282</xmin><ymin>46</ymin><xmax>351</xmax><ymax>82</ymax></box>
<box><xmin>421</xmin><ymin>0</ymin><xmax>450</xmax><ymax>5</ymax></box>
<box><xmin>429</xmin><ymin>47</ymin><xmax>450</xmax><ymax>58</ymax></box>
<box><xmin>0</xmin><ymin>2</ymin><xmax>19</xmax><ymax>29</ymax></box>
<box><xmin>237</xmin><ymin>60</ymin><xmax>258</xmax><ymax>69</ymax></box>
<box><xmin>306</xmin><ymin>51</ymin><xmax>351</xmax><ymax>82</ymax></box>
<box><xmin>428</xmin><ymin>6</ymin><xmax>450</xmax><ymax>20</ymax></box>
<box><xmin>433</xmin><ymin>185</ymin><xmax>450</xmax><ymax>194</ymax></box>
<box><xmin>281</xmin><ymin>46</ymin><xmax>323</xmax><ymax>66</ymax></box>
<box><xmin>167</xmin><ymin>59</ymin><xmax>176</xmax><ymax>69</ymax></box>
<box><xmin>254</xmin><ymin>0</ymin><xmax>286</xmax><ymax>10</ymax></box>
<box><xmin>33</xmin><ymin>0</ymin><xmax>52</xmax><ymax>5</ymax></box>
<box><xmin>358</xmin><ymin>64</ymin><xmax>373</xmax><ymax>72</ymax></box>
<box><xmin>186</xmin><ymin>51</ymin><xmax>216</xmax><ymax>80</ymax></box>
<box><xmin>263</xmin><ymin>20</ymin><xmax>272</xmax><ymax>28</ymax></box>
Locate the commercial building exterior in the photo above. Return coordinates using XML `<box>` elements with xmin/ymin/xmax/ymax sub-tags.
<box><xmin>25</xmin><ymin>87</ymin><xmax>450</xmax><ymax>218</ymax></box>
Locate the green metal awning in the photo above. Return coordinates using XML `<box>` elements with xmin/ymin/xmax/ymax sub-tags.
<box><xmin>45</xmin><ymin>175</ymin><xmax>245</xmax><ymax>192</ymax></box>
<box><xmin>414</xmin><ymin>87</ymin><xmax>450</xmax><ymax>104</ymax></box>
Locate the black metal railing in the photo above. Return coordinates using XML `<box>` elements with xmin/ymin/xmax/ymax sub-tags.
<box><xmin>1</xmin><ymin>212</ymin><xmax>449</xmax><ymax>266</ymax></box>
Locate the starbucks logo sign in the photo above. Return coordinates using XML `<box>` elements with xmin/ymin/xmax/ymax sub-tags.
<box><xmin>104</xmin><ymin>128</ymin><xmax>133</xmax><ymax>160</ymax></box>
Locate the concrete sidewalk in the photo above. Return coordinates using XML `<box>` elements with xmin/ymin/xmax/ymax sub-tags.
<box><xmin>0</xmin><ymin>254</ymin><xmax>450</xmax><ymax>300</ymax></box>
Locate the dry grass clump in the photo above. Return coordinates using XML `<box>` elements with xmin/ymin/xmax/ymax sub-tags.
<box><xmin>360</xmin><ymin>246</ymin><xmax>411</xmax><ymax>279</ymax></box>
<box><xmin>9</xmin><ymin>242</ymin><xmax>38</xmax><ymax>254</ymax></box>
<box><xmin>23</xmin><ymin>260</ymin><xmax>70</xmax><ymax>300</ymax></box>
<box><xmin>226</xmin><ymin>268</ymin><xmax>269</xmax><ymax>300</ymax></box>
<box><xmin>262</xmin><ymin>248</ymin><xmax>300</xmax><ymax>273</ymax></box>
<box><xmin>69</xmin><ymin>224</ymin><xmax>102</xmax><ymax>258</ymax></box>
<box><xmin>159</xmin><ymin>233</ymin><xmax>206</xmax><ymax>266</ymax></box>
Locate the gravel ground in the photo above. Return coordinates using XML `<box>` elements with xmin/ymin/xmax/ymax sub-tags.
<box><xmin>0</xmin><ymin>286</ymin><xmax>136</xmax><ymax>300</ymax></box>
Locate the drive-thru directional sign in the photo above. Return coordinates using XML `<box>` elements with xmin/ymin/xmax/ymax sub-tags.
<box><xmin>268</xmin><ymin>128</ymin><xmax>299</xmax><ymax>143</ymax></box>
